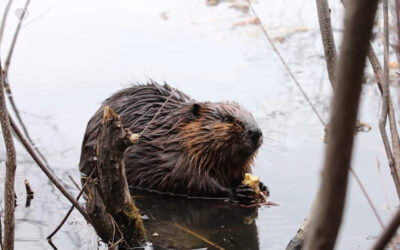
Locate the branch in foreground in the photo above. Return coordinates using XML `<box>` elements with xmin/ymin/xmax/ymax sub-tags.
<box><xmin>0</xmin><ymin>61</ymin><xmax>17</xmax><ymax>249</ymax></box>
<box><xmin>303</xmin><ymin>0</ymin><xmax>379</xmax><ymax>249</ymax></box>
<box><xmin>371</xmin><ymin>208</ymin><xmax>400</xmax><ymax>250</ymax></box>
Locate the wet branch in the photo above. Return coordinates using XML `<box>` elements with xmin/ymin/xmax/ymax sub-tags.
<box><xmin>303</xmin><ymin>0</ymin><xmax>379</xmax><ymax>249</ymax></box>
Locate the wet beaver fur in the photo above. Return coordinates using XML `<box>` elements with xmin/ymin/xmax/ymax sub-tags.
<box><xmin>79</xmin><ymin>82</ymin><xmax>267</xmax><ymax>203</ymax></box>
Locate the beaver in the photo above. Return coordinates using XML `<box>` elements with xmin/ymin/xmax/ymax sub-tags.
<box><xmin>79</xmin><ymin>82</ymin><xmax>268</xmax><ymax>203</ymax></box>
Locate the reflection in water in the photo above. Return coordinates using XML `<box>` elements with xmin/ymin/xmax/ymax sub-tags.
<box><xmin>132</xmin><ymin>190</ymin><xmax>261</xmax><ymax>250</ymax></box>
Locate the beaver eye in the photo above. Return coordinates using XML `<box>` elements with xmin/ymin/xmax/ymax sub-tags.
<box><xmin>223</xmin><ymin>115</ymin><xmax>234</xmax><ymax>123</ymax></box>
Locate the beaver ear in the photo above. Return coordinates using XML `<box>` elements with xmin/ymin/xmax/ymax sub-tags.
<box><xmin>191</xmin><ymin>103</ymin><xmax>201</xmax><ymax>119</ymax></box>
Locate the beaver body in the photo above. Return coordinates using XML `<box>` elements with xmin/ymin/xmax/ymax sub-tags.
<box><xmin>79</xmin><ymin>83</ymin><xmax>264</xmax><ymax>199</ymax></box>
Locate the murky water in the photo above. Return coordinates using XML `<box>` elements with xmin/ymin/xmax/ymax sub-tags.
<box><xmin>0</xmin><ymin>0</ymin><xmax>397</xmax><ymax>249</ymax></box>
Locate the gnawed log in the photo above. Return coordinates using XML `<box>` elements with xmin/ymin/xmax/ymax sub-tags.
<box><xmin>85</xmin><ymin>106</ymin><xmax>146</xmax><ymax>248</ymax></box>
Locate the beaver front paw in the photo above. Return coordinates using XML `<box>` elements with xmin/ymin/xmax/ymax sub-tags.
<box><xmin>259</xmin><ymin>181</ymin><xmax>270</xmax><ymax>196</ymax></box>
<box><xmin>233</xmin><ymin>184</ymin><xmax>258</xmax><ymax>204</ymax></box>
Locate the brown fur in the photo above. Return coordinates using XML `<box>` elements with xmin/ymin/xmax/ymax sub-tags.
<box><xmin>79</xmin><ymin>82</ymin><xmax>262</xmax><ymax>198</ymax></box>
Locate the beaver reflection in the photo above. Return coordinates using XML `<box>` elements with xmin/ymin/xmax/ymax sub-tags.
<box><xmin>132</xmin><ymin>190</ymin><xmax>260</xmax><ymax>250</ymax></box>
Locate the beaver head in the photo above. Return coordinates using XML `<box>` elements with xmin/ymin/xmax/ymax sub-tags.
<box><xmin>181</xmin><ymin>102</ymin><xmax>263</xmax><ymax>185</ymax></box>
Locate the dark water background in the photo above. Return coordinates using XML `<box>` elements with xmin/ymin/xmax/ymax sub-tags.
<box><xmin>0</xmin><ymin>0</ymin><xmax>397</xmax><ymax>249</ymax></box>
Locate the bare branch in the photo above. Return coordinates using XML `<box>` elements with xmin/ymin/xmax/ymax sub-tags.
<box><xmin>8</xmin><ymin>115</ymin><xmax>90</xmax><ymax>222</ymax></box>
<box><xmin>316</xmin><ymin>0</ymin><xmax>338</xmax><ymax>87</ymax></box>
<box><xmin>371</xmin><ymin>208</ymin><xmax>400</xmax><ymax>250</ymax></box>
<box><xmin>0</xmin><ymin>60</ymin><xmax>17</xmax><ymax>249</ymax></box>
<box><xmin>3</xmin><ymin>0</ymin><xmax>30</xmax><ymax>73</ymax></box>
<box><xmin>246</xmin><ymin>0</ymin><xmax>326</xmax><ymax>127</ymax></box>
<box><xmin>304</xmin><ymin>0</ymin><xmax>379</xmax><ymax>248</ymax></box>
<box><xmin>0</xmin><ymin>0</ymin><xmax>13</xmax><ymax>49</ymax></box>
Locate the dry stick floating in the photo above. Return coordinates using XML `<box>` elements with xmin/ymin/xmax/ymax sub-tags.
<box><xmin>371</xmin><ymin>208</ymin><xmax>400</xmax><ymax>250</ymax></box>
<box><xmin>8</xmin><ymin>115</ymin><xmax>90</xmax><ymax>221</ymax></box>
<box><xmin>304</xmin><ymin>0</ymin><xmax>379</xmax><ymax>249</ymax></box>
<box><xmin>0</xmin><ymin>61</ymin><xmax>17</xmax><ymax>250</ymax></box>
<box><xmin>173</xmin><ymin>223</ymin><xmax>225</xmax><ymax>250</ymax></box>
<box><xmin>316</xmin><ymin>0</ymin><xmax>338</xmax><ymax>88</ymax></box>
<box><xmin>0</xmin><ymin>0</ymin><xmax>13</xmax><ymax>48</ymax></box>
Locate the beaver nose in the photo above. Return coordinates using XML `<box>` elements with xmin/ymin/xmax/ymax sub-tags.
<box><xmin>248</xmin><ymin>128</ymin><xmax>263</xmax><ymax>145</ymax></box>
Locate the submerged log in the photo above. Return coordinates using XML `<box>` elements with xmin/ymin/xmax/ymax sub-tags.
<box><xmin>85</xmin><ymin>106</ymin><xmax>146</xmax><ymax>248</ymax></box>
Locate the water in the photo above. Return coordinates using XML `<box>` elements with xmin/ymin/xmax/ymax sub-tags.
<box><xmin>0</xmin><ymin>0</ymin><xmax>396</xmax><ymax>249</ymax></box>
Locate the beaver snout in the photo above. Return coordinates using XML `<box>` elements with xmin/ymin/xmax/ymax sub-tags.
<box><xmin>247</xmin><ymin>128</ymin><xmax>263</xmax><ymax>148</ymax></box>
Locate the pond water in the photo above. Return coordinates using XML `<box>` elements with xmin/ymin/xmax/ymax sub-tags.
<box><xmin>0</xmin><ymin>0</ymin><xmax>397</xmax><ymax>249</ymax></box>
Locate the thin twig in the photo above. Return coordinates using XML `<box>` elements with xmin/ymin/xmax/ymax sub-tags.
<box><xmin>139</xmin><ymin>88</ymin><xmax>178</xmax><ymax>136</ymax></box>
<box><xmin>316</xmin><ymin>0</ymin><xmax>338</xmax><ymax>87</ymax></box>
<box><xmin>1</xmin><ymin>0</ymin><xmax>52</xmax><ymax>171</ymax></box>
<box><xmin>68</xmin><ymin>175</ymin><xmax>82</xmax><ymax>191</ymax></box>
<box><xmin>349</xmin><ymin>168</ymin><xmax>385</xmax><ymax>229</ymax></box>
<box><xmin>371</xmin><ymin>208</ymin><xmax>400</xmax><ymax>250</ymax></box>
<box><xmin>3</xmin><ymin>0</ymin><xmax>30</xmax><ymax>73</ymax></box>
<box><xmin>0</xmin><ymin>204</ymin><xmax>3</xmax><ymax>250</ymax></box>
<box><xmin>377</xmin><ymin>157</ymin><xmax>393</xmax><ymax>213</ymax></box>
<box><xmin>246</xmin><ymin>0</ymin><xmax>326</xmax><ymax>127</ymax></box>
<box><xmin>367</xmin><ymin>43</ymin><xmax>400</xmax><ymax>199</ymax></box>
<box><xmin>0</xmin><ymin>0</ymin><xmax>13</xmax><ymax>49</ymax></box>
<box><xmin>395</xmin><ymin>0</ymin><xmax>400</xmax><ymax>62</ymax></box>
<box><xmin>248</xmin><ymin>0</ymin><xmax>385</xmax><ymax>236</ymax></box>
<box><xmin>47</xmin><ymin>239</ymin><xmax>58</xmax><ymax>250</ymax></box>
<box><xmin>376</xmin><ymin>0</ymin><xmax>400</xmax><ymax>201</ymax></box>
<box><xmin>129</xmin><ymin>107</ymin><xmax>153</xmax><ymax>130</ymax></box>
<box><xmin>46</xmin><ymin>173</ymin><xmax>93</xmax><ymax>240</ymax></box>
<box><xmin>8</xmin><ymin>115</ymin><xmax>90</xmax><ymax>222</ymax></box>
